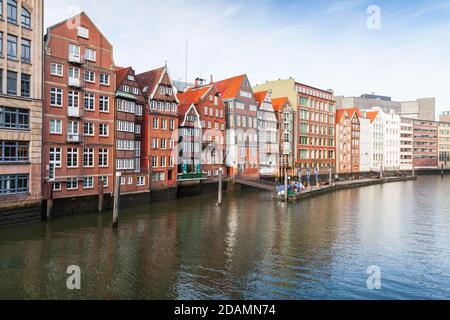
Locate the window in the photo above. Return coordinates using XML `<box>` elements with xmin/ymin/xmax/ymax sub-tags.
<box><xmin>21</xmin><ymin>74</ymin><xmax>30</xmax><ymax>97</ymax></box>
<box><xmin>83</xmin><ymin>122</ymin><xmax>94</xmax><ymax>136</ymax></box>
<box><xmin>99</xmin><ymin>96</ymin><xmax>109</xmax><ymax>112</ymax></box>
<box><xmin>0</xmin><ymin>174</ymin><xmax>29</xmax><ymax>195</ymax></box>
<box><xmin>85</xmin><ymin>70</ymin><xmax>95</xmax><ymax>83</ymax></box>
<box><xmin>85</xmin><ymin>48</ymin><xmax>96</xmax><ymax>61</ymax></box>
<box><xmin>99</xmin><ymin>148</ymin><xmax>108</xmax><ymax>167</ymax></box>
<box><xmin>7</xmin><ymin>0</ymin><xmax>17</xmax><ymax>24</ymax></box>
<box><xmin>160</xmin><ymin>157</ymin><xmax>167</xmax><ymax>167</ymax></box>
<box><xmin>0</xmin><ymin>107</ymin><xmax>29</xmax><ymax>130</ymax></box>
<box><xmin>66</xmin><ymin>178</ymin><xmax>78</xmax><ymax>190</ymax></box>
<box><xmin>50</xmin><ymin>88</ymin><xmax>63</xmax><ymax>106</ymax></box>
<box><xmin>49</xmin><ymin>148</ymin><xmax>61</xmax><ymax>168</ymax></box>
<box><xmin>49</xmin><ymin>119</ymin><xmax>62</xmax><ymax>134</ymax></box>
<box><xmin>83</xmin><ymin>177</ymin><xmax>94</xmax><ymax>189</ymax></box>
<box><xmin>135</xmin><ymin>124</ymin><xmax>141</xmax><ymax>134</ymax></box>
<box><xmin>0</xmin><ymin>141</ymin><xmax>29</xmax><ymax>162</ymax></box>
<box><xmin>127</xmin><ymin>177</ymin><xmax>133</xmax><ymax>185</ymax></box>
<box><xmin>123</xmin><ymin>85</ymin><xmax>129</xmax><ymax>92</ymax></box>
<box><xmin>68</xmin><ymin>67</ymin><xmax>79</xmax><ymax>80</ymax></box>
<box><xmin>99</xmin><ymin>123</ymin><xmax>109</xmax><ymax>137</ymax></box>
<box><xmin>8</xmin><ymin>35</ymin><xmax>18</xmax><ymax>59</ymax></box>
<box><xmin>78</xmin><ymin>26</ymin><xmax>89</xmax><ymax>38</ymax></box>
<box><xmin>98</xmin><ymin>176</ymin><xmax>108</xmax><ymax>188</ymax></box>
<box><xmin>52</xmin><ymin>182</ymin><xmax>61</xmax><ymax>192</ymax></box>
<box><xmin>67</xmin><ymin>148</ymin><xmax>78</xmax><ymax>168</ymax></box>
<box><xmin>68</xmin><ymin>91</ymin><xmax>79</xmax><ymax>108</ymax></box>
<box><xmin>152</xmin><ymin>117</ymin><xmax>159</xmax><ymax>129</ymax></box>
<box><xmin>68</xmin><ymin>44</ymin><xmax>80</xmax><ymax>60</ymax></box>
<box><xmin>137</xmin><ymin>176</ymin><xmax>145</xmax><ymax>186</ymax></box>
<box><xmin>152</xmin><ymin>156</ymin><xmax>158</xmax><ymax>168</ymax></box>
<box><xmin>51</xmin><ymin>63</ymin><xmax>63</xmax><ymax>77</ymax></box>
<box><xmin>21</xmin><ymin>39</ymin><xmax>31</xmax><ymax>63</ymax></box>
<box><xmin>161</xmin><ymin>119</ymin><xmax>167</xmax><ymax>130</ymax></box>
<box><xmin>0</xmin><ymin>33</ymin><xmax>3</xmax><ymax>56</ymax></box>
<box><xmin>7</xmin><ymin>71</ymin><xmax>17</xmax><ymax>95</ymax></box>
<box><xmin>84</xmin><ymin>92</ymin><xmax>95</xmax><ymax>111</ymax></box>
<box><xmin>135</xmin><ymin>105</ymin><xmax>143</xmax><ymax>116</ymax></box>
<box><xmin>133</xmin><ymin>87</ymin><xmax>139</xmax><ymax>95</ymax></box>
<box><xmin>21</xmin><ymin>6</ymin><xmax>31</xmax><ymax>28</ymax></box>
<box><xmin>83</xmin><ymin>148</ymin><xmax>94</xmax><ymax>167</ymax></box>
<box><xmin>100</xmin><ymin>73</ymin><xmax>110</xmax><ymax>85</ymax></box>
<box><xmin>169</xmin><ymin>119</ymin><xmax>175</xmax><ymax>131</ymax></box>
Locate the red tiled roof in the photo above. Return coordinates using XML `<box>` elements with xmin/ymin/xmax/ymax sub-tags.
<box><xmin>214</xmin><ymin>74</ymin><xmax>246</xmax><ymax>100</ymax></box>
<box><xmin>177</xmin><ymin>86</ymin><xmax>211</xmax><ymax>115</ymax></box>
<box><xmin>253</xmin><ymin>90</ymin><xmax>268</xmax><ymax>106</ymax></box>
<box><xmin>365</xmin><ymin>111</ymin><xmax>379</xmax><ymax>123</ymax></box>
<box><xmin>336</xmin><ymin>107</ymin><xmax>361</xmax><ymax>123</ymax></box>
<box><xmin>136</xmin><ymin>67</ymin><xmax>165</xmax><ymax>95</ymax></box>
<box><xmin>272</xmin><ymin>97</ymin><xmax>290</xmax><ymax>112</ymax></box>
<box><xmin>115</xmin><ymin>67</ymin><xmax>131</xmax><ymax>89</ymax></box>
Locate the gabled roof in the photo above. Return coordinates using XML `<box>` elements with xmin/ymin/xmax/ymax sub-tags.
<box><xmin>136</xmin><ymin>67</ymin><xmax>165</xmax><ymax>95</ymax></box>
<box><xmin>336</xmin><ymin>107</ymin><xmax>361</xmax><ymax>123</ymax></box>
<box><xmin>115</xmin><ymin>67</ymin><xmax>131</xmax><ymax>89</ymax></box>
<box><xmin>214</xmin><ymin>74</ymin><xmax>246</xmax><ymax>100</ymax></box>
<box><xmin>365</xmin><ymin>111</ymin><xmax>379</xmax><ymax>123</ymax></box>
<box><xmin>271</xmin><ymin>97</ymin><xmax>291</xmax><ymax>112</ymax></box>
<box><xmin>253</xmin><ymin>90</ymin><xmax>268</xmax><ymax>106</ymax></box>
<box><xmin>46</xmin><ymin>11</ymin><xmax>113</xmax><ymax>48</ymax></box>
<box><xmin>177</xmin><ymin>86</ymin><xmax>211</xmax><ymax>110</ymax></box>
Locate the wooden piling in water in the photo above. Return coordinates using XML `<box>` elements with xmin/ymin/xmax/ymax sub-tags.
<box><xmin>113</xmin><ymin>172</ymin><xmax>121</xmax><ymax>229</ymax></box>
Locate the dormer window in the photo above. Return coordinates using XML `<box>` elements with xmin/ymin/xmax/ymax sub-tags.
<box><xmin>77</xmin><ymin>26</ymin><xmax>89</xmax><ymax>39</ymax></box>
<box><xmin>128</xmin><ymin>75</ymin><xmax>135</xmax><ymax>81</ymax></box>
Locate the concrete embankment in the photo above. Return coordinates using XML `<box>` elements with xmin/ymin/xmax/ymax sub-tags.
<box><xmin>274</xmin><ymin>176</ymin><xmax>417</xmax><ymax>201</ymax></box>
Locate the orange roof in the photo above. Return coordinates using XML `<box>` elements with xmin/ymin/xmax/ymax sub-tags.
<box><xmin>272</xmin><ymin>97</ymin><xmax>290</xmax><ymax>112</ymax></box>
<box><xmin>365</xmin><ymin>111</ymin><xmax>379</xmax><ymax>123</ymax></box>
<box><xmin>336</xmin><ymin>107</ymin><xmax>361</xmax><ymax>123</ymax></box>
<box><xmin>136</xmin><ymin>67</ymin><xmax>165</xmax><ymax>95</ymax></box>
<box><xmin>177</xmin><ymin>86</ymin><xmax>211</xmax><ymax>115</ymax></box>
<box><xmin>115</xmin><ymin>66</ymin><xmax>131</xmax><ymax>89</ymax></box>
<box><xmin>253</xmin><ymin>90</ymin><xmax>268</xmax><ymax>105</ymax></box>
<box><xmin>214</xmin><ymin>74</ymin><xmax>246</xmax><ymax>100</ymax></box>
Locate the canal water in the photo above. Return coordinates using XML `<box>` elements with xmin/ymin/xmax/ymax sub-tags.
<box><xmin>0</xmin><ymin>176</ymin><xmax>449</xmax><ymax>300</ymax></box>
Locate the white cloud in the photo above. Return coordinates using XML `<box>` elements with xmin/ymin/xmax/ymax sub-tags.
<box><xmin>45</xmin><ymin>0</ymin><xmax>450</xmax><ymax>117</ymax></box>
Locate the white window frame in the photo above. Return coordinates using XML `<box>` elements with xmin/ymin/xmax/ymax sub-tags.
<box><xmin>50</xmin><ymin>63</ymin><xmax>63</xmax><ymax>77</ymax></box>
<box><xmin>50</xmin><ymin>119</ymin><xmax>62</xmax><ymax>134</ymax></box>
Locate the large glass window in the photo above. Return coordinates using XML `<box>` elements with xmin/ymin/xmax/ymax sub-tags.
<box><xmin>21</xmin><ymin>39</ymin><xmax>31</xmax><ymax>63</ymax></box>
<box><xmin>21</xmin><ymin>74</ymin><xmax>30</xmax><ymax>97</ymax></box>
<box><xmin>7</xmin><ymin>71</ymin><xmax>17</xmax><ymax>95</ymax></box>
<box><xmin>21</xmin><ymin>6</ymin><xmax>31</xmax><ymax>28</ymax></box>
<box><xmin>0</xmin><ymin>107</ymin><xmax>29</xmax><ymax>130</ymax></box>
<box><xmin>0</xmin><ymin>174</ymin><xmax>29</xmax><ymax>195</ymax></box>
<box><xmin>0</xmin><ymin>141</ymin><xmax>29</xmax><ymax>163</ymax></box>
<box><xmin>7</xmin><ymin>34</ymin><xmax>17</xmax><ymax>59</ymax></box>
<box><xmin>7</xmin><ymin>0</ymin><xmax>17</xmax><ymax>24</ymax></box>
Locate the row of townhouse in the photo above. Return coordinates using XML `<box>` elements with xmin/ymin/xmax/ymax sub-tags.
<box><xmin>335</xmin><ymin>106</ymin><xmax>450</xmax><ymax>174</ymax></box>
<box><xmin>2</xmin><ymin>7</ymin><xmax>449</xmax><ymax>214</ymax></box>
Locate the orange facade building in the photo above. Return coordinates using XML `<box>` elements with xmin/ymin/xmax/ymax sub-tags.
<box><xmin>336</xmin><ymin>108</ymin><xmax>361</xmax><ymax>174</ymax></box>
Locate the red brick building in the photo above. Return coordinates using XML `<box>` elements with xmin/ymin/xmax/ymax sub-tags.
<box><xmin>115</xmin><ymin>66</ymin><xmax>149</xmax><ymax>193</ymax></box>
<box><xmin>136</xmin><ymin>66</ymin><xmax>178</xmax><ymax>190</ymax></box>
<box><xmin>215</xmin><ymin>75</ymin><xmax>259</xmax><ymax>179</ymax></box>
<box><xmin>177</xmin><ymin>80</ymin><xmax>226</xmax><ymax>180</ymax></box>
<box><xmin>43</xmin><ymin>12</ymin><xmax>116</xmax><ymax>198</ymax></box>
<box><xmin>336</xmin><ymin>108</ymin><xmax>361</xmax><ymax>174</ymax></box>
<box><xmin>413</xmin><ymin>119</ymin><xmax>439</xmax><ymax>168</ymax></box>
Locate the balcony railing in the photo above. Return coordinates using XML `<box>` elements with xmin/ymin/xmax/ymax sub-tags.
<box><xmin>68</xmin><ymin>53</ymin><xmax>82</xmax><ymax>64</ymax></box>
<box><xmin>68</xmin><ymin>107</ymin><xmax>81</xmax><ymax>118</ymax></box>
<box><xmin>177</xmin><ymin>173</ymin><xmax>207</xmax><ymax>181</ymax></box>
<box><xmin>68</xmin><ymin>77</ymin><xmax>81</xmax><ymax>87</ymax></box>
<box><xmin>67</xmin><ymin>134</ymin><xmax>80</xmax><ymax>143</ymax></box>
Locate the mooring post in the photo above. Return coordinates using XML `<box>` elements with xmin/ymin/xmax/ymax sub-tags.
<box><xmin>284</xmin><ymin>167</ymin><xmax>288</xmax><ymax>202</ymax></box>
<box><xmin>113</xmin><ymin>172</ymin><xmax>121</xmax><ymax>229</ymax></box>
<box><xmin>441</xmin><ymin>164</ymin><xmax>444</xmax><ymax>177</ymax></box>
<box><xmin>380</xmin><ymin>165</ymin><xmax>384</xmax><ymax>180</ymax></box>
<box><xmin>217</xmin><ymin>168</ymin><xmax>223</xmax><ymax>206</ymax></box>
<box><xmin>98</xmin><ymin>180</ymin><xmax>104</xmax><ymax>213</ymax></box>
<box><xmin>329</xmin><ymin>167</ymin><xmax>332</xmax><ymax>186</ymax></box>
<box><xmin>46</xmin><ymin>185</ymin><xmax>53</xmax><ymax>220</ymax></box>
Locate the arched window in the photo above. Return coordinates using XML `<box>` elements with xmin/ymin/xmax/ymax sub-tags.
<box><xmin>21</xmin><ymin>6</ymin><xmax>31</xmax><ymax>28</ymax></box>
<box><xmin>7</xmin><ymin>0</ymin><xmax>17</xmax><ymax>24</ymax></box>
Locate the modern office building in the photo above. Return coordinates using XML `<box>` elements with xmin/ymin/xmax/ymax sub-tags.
<box><xmin>412</xmin><ymin>120</ymin><xmax>439</xmax><ymax>169</ymax></box>
<box><xmin>438</xmin><ymin>121</ymin><xmax>450</xmax><ymax>168</ymax></box>
<box><xmin>0</xmin><ymin>0</ymin><xmax>44</xmax><ymax>210</ymax></box>
<box><xmin>254</xmin><ymin>78</ymin><xmax>336</xmax><ymax>175</ymax></box>
<box><xmin>400</xmin><ymin>117</ymin><xmax>414</xmax><ymax>171</ymax></box>
<box><xmin>335</xmin><ymin>94</ymin><xmax>435</xmax><ymax>121</ymax></box>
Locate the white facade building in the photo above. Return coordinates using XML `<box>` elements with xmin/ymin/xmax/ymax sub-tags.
<box><xmin>400</xmin><ymin>118</ymin><xmax>414</xmax><ymax>171</ymax></box>
<box><xmin>359</xmin><ymin>112</ymin><xmax>372</xmax><ymax>172</ymax></box>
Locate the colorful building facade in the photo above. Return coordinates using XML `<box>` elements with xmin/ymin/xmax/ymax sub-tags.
<box><xmin>215</xmin><ymin>75</ymin><xmax>259</xmax><ymax>179</ymax></box>
<box><xmin>412</xmin><ymin>120</ymin><xmax>439</xmax><ymax>169</ymax></box>
<box><xmin>43</xmin><ymin>12</ymin><xmax>116</xmax><ymax>198</ymax></box>
<box><xmin>272</xmin><ymin>97</ymin><xmax>294</xmax><ymax>177</ymax></box>
<box><xmin>336</xmin><ymin>108</ymin><xmax>360</xmax><ymax>174</ymax></box>
<box><xmin>136</xmin><ymin>65</ymin><xmax>178</xmax><ymax>189</ymax></box>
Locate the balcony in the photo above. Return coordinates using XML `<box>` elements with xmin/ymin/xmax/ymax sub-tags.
<box><xmin>67</xmin><ymin>134</ymin><xmax>80</xmax><ymax>143</ymax></box>
<box><xmin>68</xmin><ymin>53</ymin><xmax>82</xmax><ymax>64</ymax></box>
<box><xmin>68</xmin><ymin>77</ymin><xmax>81</xmax><ymax>87</ymax></box>
<box><xmin>68</xmin><ymin>107</ymin><xmax>81</xmax><ymax>118</ymax></box>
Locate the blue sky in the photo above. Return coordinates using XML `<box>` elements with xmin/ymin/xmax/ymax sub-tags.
<box><xmin>45</xmin><ymin>0</ymin><xmax>450</xmax><ymax>117</ymax></box>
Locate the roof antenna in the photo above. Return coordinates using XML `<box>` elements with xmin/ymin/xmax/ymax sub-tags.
<box><xmin>165</xmin><ymin>60</ymin><xmax>167</xmax><ymax>68</ymax></box>
<box><xmin>185</xmin><ymin>38</ymin><xmax>188</xmax><ymax>87</ymax></box>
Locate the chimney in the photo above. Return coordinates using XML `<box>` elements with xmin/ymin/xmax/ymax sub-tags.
<box><xmin>210</xmin><ymin>75</ymin><xmax>214</xmax><ymax>84</ymax></box>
